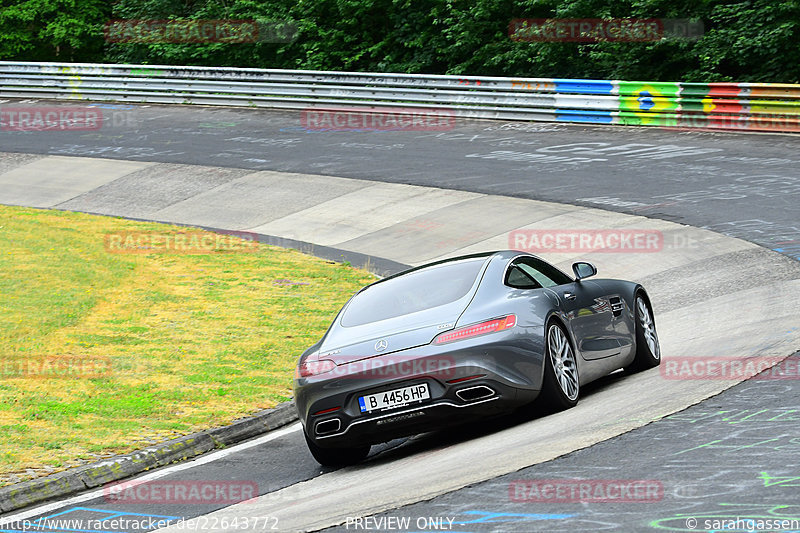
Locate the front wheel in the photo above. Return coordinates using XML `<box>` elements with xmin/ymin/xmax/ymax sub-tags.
<box><xmin>539</xmin><ymin>322</ymin><xmax>580</xmax><ymax>411</ymax></box>
<box><xmin>304</xmin><ymin>433</ymin><xmax>370</xmax><ymax>467</ymax></box>
<box><xmin>625</xmin><ymin>294</ymin><xmax>661</xmax><ymax>373</ymax></box>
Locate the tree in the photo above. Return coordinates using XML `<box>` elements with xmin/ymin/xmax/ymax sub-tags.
<box><xmin>0</xmin><ymin>0</ymin><xmax>108</xmax><ymax>61</ymax></box>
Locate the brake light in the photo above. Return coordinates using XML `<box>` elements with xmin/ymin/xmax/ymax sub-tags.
<box><xmin>433</xmin><ymin>315</ymin><xmax>516</xmax><ymax>344</ymax></box>
<box><xmin>297</xmin><ymin>359</ymin><xmax>336</xmax><ymax>377</ymax></box>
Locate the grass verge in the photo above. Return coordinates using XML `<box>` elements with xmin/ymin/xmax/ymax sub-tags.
<box><xmin>0</xmin><ymin>205</ymin><xmax>376</xmax><ymax>486</ymax></box>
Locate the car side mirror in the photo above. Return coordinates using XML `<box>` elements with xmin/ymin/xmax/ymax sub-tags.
<box><xmin>572</xmin><ymin>261</ymin><xmax>597</xmax><ymax>281</ymax></box>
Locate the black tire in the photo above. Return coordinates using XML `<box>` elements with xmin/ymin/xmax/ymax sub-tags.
<box><xmin>539</xmin><ymin>321</ymin><xmax>580</xmax><ymax>411</ymax></box>
<box><xmin>625</xmin><ymin>293</ymin><xmax>661</xmax><ymax>373</ymax></box>
<box><xmin>304</xmin><ymin>432</ymin><xmax>370</xmax><ymax>467</ymax></box>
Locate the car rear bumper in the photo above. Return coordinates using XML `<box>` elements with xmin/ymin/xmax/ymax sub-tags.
<box><xmin>305</xmin><ymin>377</ymin><xmax>538</xmax><ymax>448</ymax></box>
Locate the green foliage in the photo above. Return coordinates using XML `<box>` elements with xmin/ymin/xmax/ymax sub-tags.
<box><xmin>688</xmin><ymin>0</ymin><xmax>800</xmax><ymax>82</ymax></box>
<box><xmin>1</xmin><ymin>0</ymin><xmax>798</xmax><ymax>82</ymax></box>
<box><xmin>0</xmin><ymin>0</ymin><xmax>108</xmax><ymax>61</ymax></box>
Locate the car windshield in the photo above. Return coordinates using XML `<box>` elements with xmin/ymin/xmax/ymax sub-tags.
<box><xmin>340</xmin><ymin>257</ymin><xmax>486</xmax><ymax>327</ymax></box>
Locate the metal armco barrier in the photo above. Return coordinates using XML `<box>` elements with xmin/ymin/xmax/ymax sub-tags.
<box><xmin>2</xmin><ymin>61</ymin><xmax>799</xmax><ymax>132</ymax></box>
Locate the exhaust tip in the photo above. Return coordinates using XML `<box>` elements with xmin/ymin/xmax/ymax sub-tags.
<box><xmin>455</xmin><ymin>385</ymin><xmax>495</xmax><ymax>402</ymax></box>
<box><xmin>315</xmin><ymin>418</ymin><xmax>342</xmax><ymax>436</ymax></box>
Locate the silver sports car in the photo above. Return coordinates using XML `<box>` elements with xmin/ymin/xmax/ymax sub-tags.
<box><xmin>293</xmin><ymin>250</ymin><xmax>660</xmax><ymax>465</ymax></box>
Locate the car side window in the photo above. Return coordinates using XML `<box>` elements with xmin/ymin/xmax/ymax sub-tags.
<box><xmin>506</xmin><ymin>264</ymin><xmax>542</xmax><ymax>289</ymax></box>
<box><xmin>507</xmin><ymin>257</ymin><xmax>572</xmax><ymax>289</ymax></box>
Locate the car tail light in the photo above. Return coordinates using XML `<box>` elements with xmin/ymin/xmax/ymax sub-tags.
<box><xmin>433</xmin><ymin>315</ymin><xmax>516</xmax><ymax>345</ymax></box>
<box><xmin>297</xmin><ymin>359</ymin><xmax>336</xmax><ymax>377</ymax></box>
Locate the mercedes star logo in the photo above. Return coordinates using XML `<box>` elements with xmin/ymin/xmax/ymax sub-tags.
<box><xmin>374</xmin><ymin>339</ymin><xmax>388</xmax><ymax>352</ymax></box>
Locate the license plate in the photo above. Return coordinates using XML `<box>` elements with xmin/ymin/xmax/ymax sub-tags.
<box><xmin>358</xmin><ymin>383</ymin><xmax>430</xmax><ymax>413</ymax></box>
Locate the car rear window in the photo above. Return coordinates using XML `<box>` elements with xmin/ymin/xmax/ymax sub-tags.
<box><xmin>340</xmin><ymin>258</ymin><xmax>486</xmax><ymax>327</ymax></box>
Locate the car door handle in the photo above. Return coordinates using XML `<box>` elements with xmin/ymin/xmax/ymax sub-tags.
<box><xmin>564</xmin><ymin>292</ymin><xmax>576</xmax><ymax>300</ymax></box>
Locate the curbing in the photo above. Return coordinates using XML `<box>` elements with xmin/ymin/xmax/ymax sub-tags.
<box><xmin>0</xmin><ymin>401</ymin><xmax>298</xmax><ymax>515</ymax></box>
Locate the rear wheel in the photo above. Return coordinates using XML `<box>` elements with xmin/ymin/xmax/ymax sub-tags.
<box><xmin>625</xmin><ymin>294</ymin><xmax>661</xmax><ymax>373</ymax></box>
<box><xmin>539</xmin><ymin>322</ymin><xmax>580</xmax><ymax>411</ymax></box>
<box><xmin>304</xmin><ymin>432</ymin><xmax>370</xmax><ymax>467</ymax></box>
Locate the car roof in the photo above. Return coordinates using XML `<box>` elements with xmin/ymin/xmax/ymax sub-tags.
<box><xmin>362</xmin><ymin>250</ymin><xmax>522</xmax><ymax>291</ymax></box>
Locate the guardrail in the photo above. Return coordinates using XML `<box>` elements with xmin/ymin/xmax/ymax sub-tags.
<box><xmin>2</xmin><ymin>61</ymin><xmax>799</xmax><ymax>132</ymax></box>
